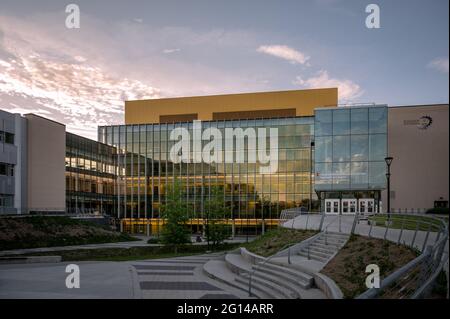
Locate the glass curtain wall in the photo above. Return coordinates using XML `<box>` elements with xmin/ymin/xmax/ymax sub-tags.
<box><xmin>99</xmin><ymin>117</ymin><xmax>316</xmax><ymax>235</ymax></box>
<box><xmin>314</xmin><ymin>105</ymin><xmax>388</xmax><ymax>192</ymax></box>
<box><xmin>65</xmin><ymin>133</ymin><xmax>117</xmax><ymax>215</ymax></box>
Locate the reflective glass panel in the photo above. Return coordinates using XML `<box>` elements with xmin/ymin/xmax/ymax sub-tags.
<box><xmin>351</xmin><ymin>108</ymin><xmax>368</xmax><ymax>134</ymax></box>
<box><xmin>332</xmin><ymin>135</ymin><xmax>350</xmax><ymax>162</ymax></box>
<box><xmin>350</xmin><ymin>135</ymin><xmax>369</xmax><ymax>161</ymax></box>
<box><xmin>333</xmin><ymin>109</ymin><xmax>350</xmax><ymax>135</ymax></box>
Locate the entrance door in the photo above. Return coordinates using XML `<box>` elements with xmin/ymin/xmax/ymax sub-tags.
<box><xmin>325</xmin><ymin>199</ymin><xmax>340</xmax><ymax>214</ymax></box>
<box><xmin>342</xmin><ymin>199</ymin><xmax>357</xmax><ymax>214</ymax></box>
<box><xmin>359</xmin><ymin>199</ymin><xmax>375</xmax><ymax>215</ymax></box>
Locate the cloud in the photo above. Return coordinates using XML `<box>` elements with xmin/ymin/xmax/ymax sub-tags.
<box><xmin>428</xmin><ymin>57</ymin><xmax>449</xmax><ymax>74</ymax></box>
<box><xmin>0</xmin><ymin>13</ymin><xmax>268</xmax><ymax>139</ymax></box>
<box><xmin>257</xmin><ymin>45</ymin><xmax>310</xmax><ymax>65</ymax></box>
<box><xmin>294</xmin><ymin>70</ymin><xmax>362</xmax><ymax>101</ymax></box>
<box><xmin>163</xmin><ymin>48</ymin><xmax>180</xmax><ymax>54</ymax></box>
<box><xmin>0</xmin><ymin>15</ymin><xmax>160</xmax><ymax>140</ymax></box>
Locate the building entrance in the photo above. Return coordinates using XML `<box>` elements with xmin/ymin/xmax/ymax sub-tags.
<box><xmin>325</xmin><ymin>199</ymin><xmax>340</xmax><ymax>214</ymax></box>
<box><xmin>324</xmin><ymin>198</ymin><xmax>375</xmax><ymax>215</ymax></box>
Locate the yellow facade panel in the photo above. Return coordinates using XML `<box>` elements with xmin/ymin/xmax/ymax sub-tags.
<box><xmin>125</xmin><ymin>88</ymin><xmax>338</xmax><ymax>124</ymax></box>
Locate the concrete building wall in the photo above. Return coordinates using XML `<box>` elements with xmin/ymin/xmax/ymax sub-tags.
<box><xmin>382</xmin><ymin>104</ymin><xmax>449</xmax><ymax>212</ymax></box>
<box><xmin>0</xmin><ymin>110</ymin><xmax>17</xmax><ymax>214</ymax></box>
<box><xmin>25</xmin><ymin>114</ymin><xmax>66</xmax><ymax>213</ymax></box>
<box><xmin>14</xmin><ymin>114</ymin><xmax>27</xmax><ymax>213</ymax></box>
<box><xmin>125</xmin><ymin>88</ymin><xmax>338</xmax><ymax>124</ymax></box>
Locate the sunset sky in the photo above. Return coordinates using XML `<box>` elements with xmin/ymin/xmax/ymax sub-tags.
<box><xmin>0</xmin><ymin>0</ymin><xmax>448</xmax><ymax>139</ymax></box>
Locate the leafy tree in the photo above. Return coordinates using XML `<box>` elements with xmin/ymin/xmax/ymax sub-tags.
<box><xmin>204</xmin><ymin>186</ymin><xmax>231</xmax><ymax>248</ymax></box>
<box><xmin>160</xmin><ymin>179</ymin><xmax>190</xmax><ymax>253</ymax></box>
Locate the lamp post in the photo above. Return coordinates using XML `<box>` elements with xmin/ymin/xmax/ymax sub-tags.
<box><xmin>385</xmin><ymin>156</ymin><xmax>393</xmax><ymax>222</ymax></box>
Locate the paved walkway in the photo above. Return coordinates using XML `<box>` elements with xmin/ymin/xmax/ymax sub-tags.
<box><xmin>0</xmin><ymin>253</ymin><xmax>247</xmax><ymax>299</ymax></box>
<box><xmin>283</xmin><ymin>214</ymin><xmax>448</xmax><ymax>254</ymax></box>
<box><xmin>131</xmin><ymin>253</ymin><xmax>247</xmax><ymax>299</ymax></box>
<box><xmin>0</xmin><ymin>236</ymin><xmax>254</xmax><ymax>257</ymax></box>
<box><xmin>0</xmin><ymin>261</ymin><xmax>136</xmax><ymax>298</ymax></box>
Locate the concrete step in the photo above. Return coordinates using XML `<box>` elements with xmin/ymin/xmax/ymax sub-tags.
<box><xmin>235</xmin><ymin>275</ymin><xmax>280</xmax><ymax>299</ymax></box>
<box><xmin>250</xmin><ymin>265</ymin><xmax>311</xmax><ymax>292</ymax></box>
<box><xmin>203</xmin><ymin>259</ymin><xmax>263</xmax><ymax>298</ymax></box>
<box><xmin>249</xmin><ymin>271</ymin><xmax>301</xmax><ymax>297</ymax></box>
<box><xmin>314</xmin><ymin>239</ymin><xmax>345</xmax><ymax>247</ymax></box>
<box><xmin>298</xmin><ymin>251</ymin><xmax>328</xmax><ymax>263</ymax></box>
<box><xmin>299</xmin><ymin>248</ymin><xmax>333</xmax><ymax>259</ymax></box>
<box><xmin>308</xmin><ymin>244</ymin><xmax>338</xmax><ymax>254</ymax></box>
<box><xmin>239</xmin><ymin>273</ymin><xmax>297</xmax><ymax>299</ymax></box>
<box><xmin>252</xmin><ymin>263</ymin><xmax>312</xmax><ymax>289</ymax></box>
<box><xmin>317</xmin><ymin>235</ymin><xmax>348</xmax><ymax>242</ymax></box>
<box><xmin>320</xmin><ymin>232</ymin><xmax>350</xmax><ymax>238</ymax></box>
<box><xmin>224</xmin><ymin>252</ymin><xmax>252</xmax><ymax>274</ymax></box>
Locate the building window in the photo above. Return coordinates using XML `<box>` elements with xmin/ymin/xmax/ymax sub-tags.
<box><xmin>0</xmin><ymin>131</ymin><xmax>15</xmax><ymax>144</ymax></box>
<box><xmin>314</xmin><ymin>105</ymin><xmax>387</xmax><ymax>191</ymax></box>
<box><xmin>0</xmin><ymin>163</ymin><xmax>14</xmax><ymax>176</ymax></box>
<box><xmin>0</xmin><ymin>194</ymin><xmax>14</xmax><ymax>207</ymax></box>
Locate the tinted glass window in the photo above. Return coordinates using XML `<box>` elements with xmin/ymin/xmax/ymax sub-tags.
<box><xmin>333</xmin><ymin>109</ymin><xmax>350</xmax><ymax>135</ymax></box>
<box><xmin>315</xmin><ymin>110</ymin><xmax>332</xmax><ymax>136</ymax></box>
<box><xmin>369</xmin><ymin>134</ymin><xmax>387</xmax><ymax>161</ymax></box>
<box><xmin>351</xmin><ymin>108</ymin><xmax>368</xmax><ymax>134</ymax></box>
<box><xmin>369</xmin><ymin>107</ymin><xmax>387</xmax><ymax>134</ymax></box>
<box><xmin>351</xmin><ymin>135</ymin><xmax>369</xmax><ymax>161</ymax></box>
<box><xmin>332</xmin><ymin>135</ymin><xmax>350</xmax><ymax>162</ymax></box>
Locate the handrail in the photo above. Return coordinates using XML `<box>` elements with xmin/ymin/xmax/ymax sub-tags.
<box><xmin>323</xmin><ymin>214</ymin><xmax>340</xmax><ymax>232</ymax></box>
<box><xmin>357</xmin><ymin>216</ymin><xmax>449</xmax><ymax>299</ymax></box>
<box><xmin>248</xmin><ymin>241</ymin><xmax>299</xmax><ymax>297</ymax></box>
<box><xmin>279</xmin><ymin>207</ymin><xmax>307</xmax><ymax>225</ymax></box>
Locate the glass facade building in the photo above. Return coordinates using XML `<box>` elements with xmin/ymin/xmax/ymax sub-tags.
<box><xmin>99</xmin><ymin>117</ymin><xmax>316</xmax><ymax>234</ymax></box>
<box><xmin>314</xmin><ymin>105</ymin><xmax>388</xmax><ymax>214</ymax></box>
<box><xmin>97</xmin><ymin>104</ymin><xmax>388</xmax><ymax>232</ymax></box>
<box><xmin>65</xmin><ymin>133</ymin><xmax>117</xmax><ymax>215</ymax></box>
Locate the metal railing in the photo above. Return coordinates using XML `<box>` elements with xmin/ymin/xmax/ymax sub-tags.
<box><xmin>321</xmin><ymin>214</ymin><xmax>342</xmax><ymax>246</ymax></box>
<box><xmin>279</xmin><ymin>207</ymin><xmax>307</xmax><ymax>224</ymax></box>
<box><xmin>248</xmin><ymin>241</ymin><xmax>298</xmax><ymax>297</ymax></box>
<box><xmin>357</xmin><ymin>216</ymin><xmax>448</xmax><ymax>299</ymax></box>
<box><xmin>279</xmin><ymin>206</ymin><xmax>320</xmax><ymax>232</ymax></box>
<box><xmin>354</xmin><ymin>213</ymin><xmax>448</xmax><ymax>250</ymax></box>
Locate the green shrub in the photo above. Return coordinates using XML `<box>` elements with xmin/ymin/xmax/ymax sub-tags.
<box><xmin>147</xmin><ymin>237</ymin><xmax>161</xmax><ymax>244</ymax></box>
<box><xmin>426</xmin><ymin>207</ymin><xmax>449</xmax><ymax>215</ymax></box>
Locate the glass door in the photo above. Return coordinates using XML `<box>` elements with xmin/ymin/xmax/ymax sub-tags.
<box><xmin>342</xmin><ymin>199</ymin><xmax>357</xmax><ymax>214</ymax></box>
<box><xmin>325</xmin><ymin>199</ymin><xmax>340</xmax><ymax>214</ymax></box>
<box><xmin>359</xmin><ymin>199</ymin><xmax>375</xmax><ymax>215</ymax></box>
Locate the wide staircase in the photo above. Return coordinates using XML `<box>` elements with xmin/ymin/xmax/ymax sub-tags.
<box><xmin>203</xmin><ymin>248</ymin><xmax>326</xmax><ymax>299</ymax></box>
<box><xmin>297</xmin><ymin>232</ymin><xmax>350</xmax><ymax>263</ymax></box>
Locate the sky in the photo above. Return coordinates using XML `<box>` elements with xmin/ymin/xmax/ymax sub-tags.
<box><xmin>0</xmin><ymin>0</ymin><xmax>448</xmax><ymax>139</ymax></box>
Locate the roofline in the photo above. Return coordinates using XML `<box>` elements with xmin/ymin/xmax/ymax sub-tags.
<box><xmin>66</xmin><ymin>131</ymin><xmax>115</xmax><ymax>148</ymax></box>
<box><xmin>389</xmin><ymin>103</ymin><xmax>449</xmax><ymax>109</ymax></box>
<box><xmin>126</xmin><ymin>87</ymin><xmax>338</xmax><ymax>103</ymax></box>
<box><xmin>24</xmin><ymin>113</ymin><xmax>66</xmax><ymax>127</ymax></box>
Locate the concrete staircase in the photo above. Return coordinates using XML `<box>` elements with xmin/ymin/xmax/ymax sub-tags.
<box><xmin>297</xmin><ymin>232</ymin><xmax>349</xmax><ymax>264</ymax></box>
<box><xmin>203</xmin><ymin>248</ymin><xmax>326</xmax><ymax>299</ymax></box>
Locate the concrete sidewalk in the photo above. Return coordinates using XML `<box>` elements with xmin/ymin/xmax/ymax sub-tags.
<box><xmin>0</xmin><ymin>253</ymin><xmax>247</xmax><ymax>299</ymax></box>
<box><xmin>284</xmin><ymin>214</ymin><xmax>448</xmax><ymax>254</ymax></box>
<box><xmin>0</xmin><ymin>235</ymin><xmax>254</xmax><ymax>257</ymax></box>
<box><xmin>0</xmin><ymin>236</ymin><xmax>152</xmax><ymax>257</ymax></box>
<box><xmin>0</xmin><ymin>261</ymin><xmax>138</xmax><ymax>298</ymax></box>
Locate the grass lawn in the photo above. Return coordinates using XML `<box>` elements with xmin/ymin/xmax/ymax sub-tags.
<box><xmin>321</xmin><ymin>235</ymin><xmax>418</xmax><ymax>299</ymax></box>
<box><xmin>17</xmin><ymin>243</ymin><xmax>239</xmax><ymax>262</ymax></box>
<box><xmin>242</xmin><ymin>227</ymin><xmax>317</xmax><ymax>257</ymax></box>
<box><xmin>0</xmin><ymin>216</ymin><xmax>138</xmax><ymax>251</ymax></box>
<box><xmin>368</xmin><ymin>214</ymin><xmax>446</xmax><ymax>232</ymax></box>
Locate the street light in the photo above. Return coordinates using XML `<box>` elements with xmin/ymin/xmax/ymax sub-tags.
<box><xmin>385</xmin><ymin>156</ymin><xmax>393</xmax><ymax>222</ymax></box>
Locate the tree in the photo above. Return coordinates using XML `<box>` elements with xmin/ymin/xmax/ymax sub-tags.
<box><xmin>204</xmin><ymin>185</ymin><xmax>231</xmax><ymax>249</ymax></box>
<box><xmin>160</xmin><ymin>179</ymin><xmax>190</xmax><ymax>253</ymax></box>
